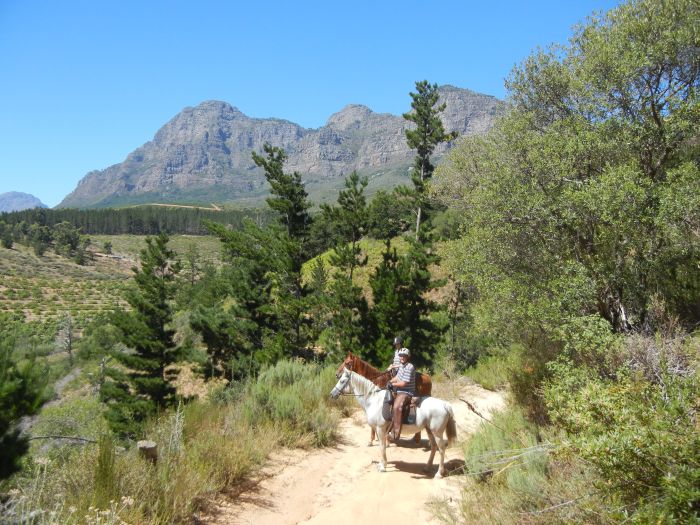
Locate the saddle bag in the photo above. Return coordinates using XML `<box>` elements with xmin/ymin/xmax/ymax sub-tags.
<box><xmin>382</xmin><ymin>389</ymin><xmax>393</xmax><ymax>420</ymax></box>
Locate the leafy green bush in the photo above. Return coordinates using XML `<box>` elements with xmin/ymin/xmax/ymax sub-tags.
<box><xmin>544</xmin><ymin>338</ymin><xmax>700</xmax><ymax>523</ymax></box>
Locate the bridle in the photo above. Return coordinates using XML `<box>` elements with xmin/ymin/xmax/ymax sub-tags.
<box><xmin>330</xmin><ymin>368</ymin><xmax>353</xmax><ymax>398</ymax></box>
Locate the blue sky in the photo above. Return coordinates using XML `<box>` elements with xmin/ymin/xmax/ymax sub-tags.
<box><xmin>0</xmin><ymin>0</ymin><xmax>621</xmax><ymax>208</ymax></box>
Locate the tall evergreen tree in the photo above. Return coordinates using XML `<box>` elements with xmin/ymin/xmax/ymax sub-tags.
<box><xmin>327</xmin><ymin>171</ymin><xmax>369</xmax><ymax>280</ymax></box>
<box><xmin>367</xmin><ymin>236</ymin><xmax>443</xmax><ymax>368</ymax></box>
<box><xmin>403</xmin><ymin>80</ymin><xmax>457</xmax><ymax>237</ymax></box>
<box><xmin>101</xmin><ymin>233</ymin><xmax>181</xmax><ymax>437</ymax></box>
<box><xmin>367</xmin><ymin>241</ymin><xmax>405</xmax><ymax>365</ymax></box>
<box><xmin>252</xmin><ymin>143</ymin><xmax>311</xmax><ymax>251</ymax></box>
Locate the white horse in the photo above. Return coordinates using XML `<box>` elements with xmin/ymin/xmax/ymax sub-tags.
<box><xmin>330</xmin><ymin>367</ymin><xmax>457</xmax><ymax>478</ymax></box>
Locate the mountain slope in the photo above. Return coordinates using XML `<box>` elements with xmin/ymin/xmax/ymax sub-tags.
<box><xmin>0</xmin><ymin>192</ymin><xmax>47</xmax><ymax>212</ymax></box>
<box><xmin>59</xmin><ymin>86</ymin><xmax>502</xmax><ymax>208</ymax></box>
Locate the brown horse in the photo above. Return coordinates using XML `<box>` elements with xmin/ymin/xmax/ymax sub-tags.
<box><xmin>335</xmin><ymin>352</ymin><xmax>433</xmax><ymax>445</ymax></box>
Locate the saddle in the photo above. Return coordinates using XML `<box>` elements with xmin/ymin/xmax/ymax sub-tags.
<box><xmin>382</xmin><ymin>389</ymin><xmax>423</xmax><ymax>425</ymax></box>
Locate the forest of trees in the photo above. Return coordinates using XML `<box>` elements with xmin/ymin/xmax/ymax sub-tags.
<box><xmin>1</xmin><ymin>0</ymin><xmax>698</xmax><ymax>523</ymax></box>
<box><xmin>0</xmin><ymin>206</ymin><xmax>272</xmax><ymax>235</ymax></box>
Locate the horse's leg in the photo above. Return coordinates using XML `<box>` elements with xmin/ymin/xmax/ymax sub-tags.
<box><xmin>424</xmin><ymin>428</ymin><xmax>438</xmax><ymax>473</ymax></box>
<box><xmin>435</xmin><ymin>433</ymin><xmax>448</xmax><ymax>479</ymax></box>
<box><xmin>368</xmin><ymin>426</ymin><xmax>376</xmax><ymax>447</ymax></box>
<box><xmin>375</xmin><ymin>426</ymin><xmax>388</xmax><ymax>472</ymax></box>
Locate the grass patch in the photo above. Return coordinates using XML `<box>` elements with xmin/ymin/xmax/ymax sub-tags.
<box><xmin>430</xmin><ymin>404</ymin><xmax>638</xmax><ymax>525</ymax></box>
<box><xmin>463</xmin><ymin>351</ymin><xmax>519</xmax><ymax>391</ymax></box>
<box><xmin>4</xmin><ymin>359</ymin><xmax>352</xmax><ymax>524</ymax></box>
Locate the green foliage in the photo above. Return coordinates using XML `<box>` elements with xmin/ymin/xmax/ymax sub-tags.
<box><xmin>252</xmin><ymin>143</ymin><xmax>311</xmax><ymax>246</ymax></box>
<box><xmin>201</xmin><ymin>219</ymin><xmax>311</xmax><ymax>362</ymax></box>
<box><xmin>464</xmin><ymin>406</ymin><xmax>549</xmax><ymax>494</ymax></box>
<box><xmin>52</xmin><ymin>221</ymin><xmax>81</xmax><ymax>257</ymax></box>
<box><xmin>545</xmin><ymin>343</ymin><xmax>700</xmax><ymax>522</ymax></box>
<box><xmin>366</xmin><ymin>189</ymin><xmax>413</xmax><ymax>240</ymax></box>
<box><xmin>0</xmin><ymin>220</ymin><xmax>13</xmax><ymax>248</ymax></box>
<box><xmin>366</xmin><ymin>236</ymin><xmax>444</xmax><ymax>369</ymax></box>
<box><xmin>434</xmin><ymin>0</ymin><xmax>699</xmax><ymax>339</ymax></box>
<box><xmin>455</xmin><ymin>410</ymin><xmax>605</xmax><ymax>524</ymax></box>
<box><xmin>93</xmin><ymin>434</ymin><xmax>118</xmax><ymax>509</ymax></box>
<box><xmin>464</xmin><ymin>351</ymin><xmax>519</xmax><ymax>392</ymax></box>
<box><xmin>0</xmin><ymin>332</ymin><xmax>48</xmax><ymax>480</ymax></box>
<box><xmin>403</xmin><ymin>80</ymin><xmax>458</xmax><ymax>236</ymax></box>
<box><xmin>102</xmin><ymin>233</ymin><xmax>181</xmax><ymax>437</ymax></box>
<box><xmin>311</xmin><ymin>172</ymin><xmax>374</xmax><ymax>358</ymax></box>
<box><xmin>239</xmin><ymin>360</ymin><xmax>346</xmax><ymax>447</ymax></box>
<box><xmin>31</xmin><ymin>396</ymin><xmax>108</xmax><ymax>444</ymax></box>
<box><xmin>326</xmin><ymin>172</ymin><xmax>369</xmax><ymax>280</ymax></box>
<box><xmin>428</xmin><ymin>2</ymin><xmax>700</xmax><ymax>521</ymax></box>
<box><xmin>433</xmin><ymin>0</ymin><xmax>700</xmax><ymax>425</ymax></box>
<box><xmin>0</xmin><ymin>205</ymin><xmax>269</xmax><ymax>235</ymax></box>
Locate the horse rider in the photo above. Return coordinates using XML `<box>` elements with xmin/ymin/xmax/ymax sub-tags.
<box><xmin>387</xmin><ymin>346</ymin><xmax>416</xmax><ymax>443</ymax></box>
<box><xmin>386</xmin><ymin>336</ymin><xmax>403</xmax><ymax>377</ymax></box>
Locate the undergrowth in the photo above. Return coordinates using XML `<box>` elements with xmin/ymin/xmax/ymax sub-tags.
<box><xmin>2</xmin><ymin>359</ymin><xmax>350</xmax><ymax>524</ymax></box>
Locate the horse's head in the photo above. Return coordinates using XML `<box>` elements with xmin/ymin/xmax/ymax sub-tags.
<box><xmin>330</xmin><ymin>367</ymin><xmax>352</xmax><ymax>399</ymax></box>
<box><xmin>335</xmin><ymin>352</ymin><xmax>355</xmax><ymax>379</ymax></box>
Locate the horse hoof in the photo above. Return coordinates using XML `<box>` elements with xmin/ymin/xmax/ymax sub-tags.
<box><xmin>434</xmin><ymin>471</ymin><xmax>443</xmax><ymax>479</ymax></box>
<box><xmin>367</xmin><ymin>442</ymin><xmax>374</xmax><ymax>447</ymax></box>
<box><xmin>377</xmin><ymin>464</ymin><xmax>386</xmax><ymax>473</ymax></box>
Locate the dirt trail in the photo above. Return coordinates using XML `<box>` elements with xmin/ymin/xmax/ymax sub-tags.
<box><xmin>201</xmin><ymin>381</ymin><xmax>506</xmax><ymax>525</ymax></box>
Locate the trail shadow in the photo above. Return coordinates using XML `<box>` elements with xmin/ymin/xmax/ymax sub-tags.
<box><xmin>386</xmin><ymin>437</ymin><xmax>432</xmax><ymax>451</ymax></box>
<box><xmin>390</xmin><ymin>458</ymin><xmax>466</xmax><ymax>479</ymax></box>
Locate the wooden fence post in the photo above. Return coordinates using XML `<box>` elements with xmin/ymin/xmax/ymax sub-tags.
<box><xmin>137</xmin><ymin>440</ymin><xmax>158</xmax><ymax>465</ymax></box>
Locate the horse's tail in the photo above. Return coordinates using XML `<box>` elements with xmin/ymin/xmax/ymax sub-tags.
<box><xmin>445</xmin><ymin>403</ymin><xmax>457</xmax><ymax>447</ymax></box>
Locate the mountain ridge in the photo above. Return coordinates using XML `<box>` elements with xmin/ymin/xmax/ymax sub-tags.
<box><xmin>59</xmin><ymin>86</ymin><xmax>503</xmax><ymax>209</ymax></box>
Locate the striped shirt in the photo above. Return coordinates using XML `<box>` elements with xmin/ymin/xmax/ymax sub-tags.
<box><xmin>396</xmin><ymin>362</ymin><xmax>416</xmax><ymax>395</ymax></box>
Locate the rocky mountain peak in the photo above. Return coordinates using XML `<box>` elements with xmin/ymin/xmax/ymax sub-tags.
<box><xmin>326</xmin><ymin>105</ymin><xmax>375</xmax><ymax>130</ymax></box>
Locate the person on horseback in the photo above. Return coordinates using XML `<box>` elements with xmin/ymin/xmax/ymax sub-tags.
<box><xmin>386</xmin><ymin>336</ymin><xmax>404</xmax><ymax>377</ymax></box>
<box><xmin>387</xmin><ymin>347</ymin><xmax>416</xmax><ymax>443</ymax></box>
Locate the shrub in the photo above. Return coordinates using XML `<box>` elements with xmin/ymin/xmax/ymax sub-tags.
<box><xmin>464</xmin><ymin>350</ymin><xmax>519</xmax><ymax>391</ymax></box>
<box><xmin>544</xmin><ymin>335</ymin><xmax>700</xmax><ymax>523</ymax></box>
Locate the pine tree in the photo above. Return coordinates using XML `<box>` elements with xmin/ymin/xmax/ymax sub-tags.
<box><xmin>367</xmin><ymin>236</ymin><xmax>444</xmax><ymax>369</ymax></box>
<box><xmin>403</xmin><ymin>80</ymin><xmax>457</xmax><ymax>237</ymax></box>
<box><xmin>328</xmin><ymin>171</ymin><xmax>369</xmax><ymax>280</ymax></box>
<box><xmin>367</xmin><ymin>241</ymin><xmax>405</xmax><ymax>365</ymax></box>
<box><xmin>252</xmin><ymin>143</ymin><xmax>311</xmax><ymax>251</ymax></box>
<box><xmin>101</xmin><ymin>233</ymin><xmax>181</xmax><ymax>437</ymax></box>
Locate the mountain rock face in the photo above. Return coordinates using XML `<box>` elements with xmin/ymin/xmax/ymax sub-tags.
<box><xmin>59</xmin><ymin>86</ymin><xmax>503</xmax><ymax>208</ymax></box>
<box><xmin>0</xmin><ymin>192</ymin><xmax>47</xmax><ymax>212</ymax></box>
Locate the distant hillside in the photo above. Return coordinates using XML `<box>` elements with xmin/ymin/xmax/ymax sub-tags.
<box><xmin>0</xmin><ymin>192</ymin><xmax>47</xmax><ymax>212</ymax></box>
<box><xmin>59</xmin><ymin>86</ymin><xmax>503</xmax><ymax>209</ymax></box>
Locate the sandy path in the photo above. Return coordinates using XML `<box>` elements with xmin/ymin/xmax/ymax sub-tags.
<box><xmin>202</xmin><ymin>381</ymin><xmax>506</xmax><ymax>525</ymax></box>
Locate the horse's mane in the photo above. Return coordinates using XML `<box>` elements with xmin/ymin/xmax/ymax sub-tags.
<box><xmin>348</xmin><ymin>370</ymin><xmax>382</xmax><ymax>397</ymax></box>
<box><xmin>348</xmin><ymin>354</ymin><xmax>388</xmax><ymax>382</ymax></box>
